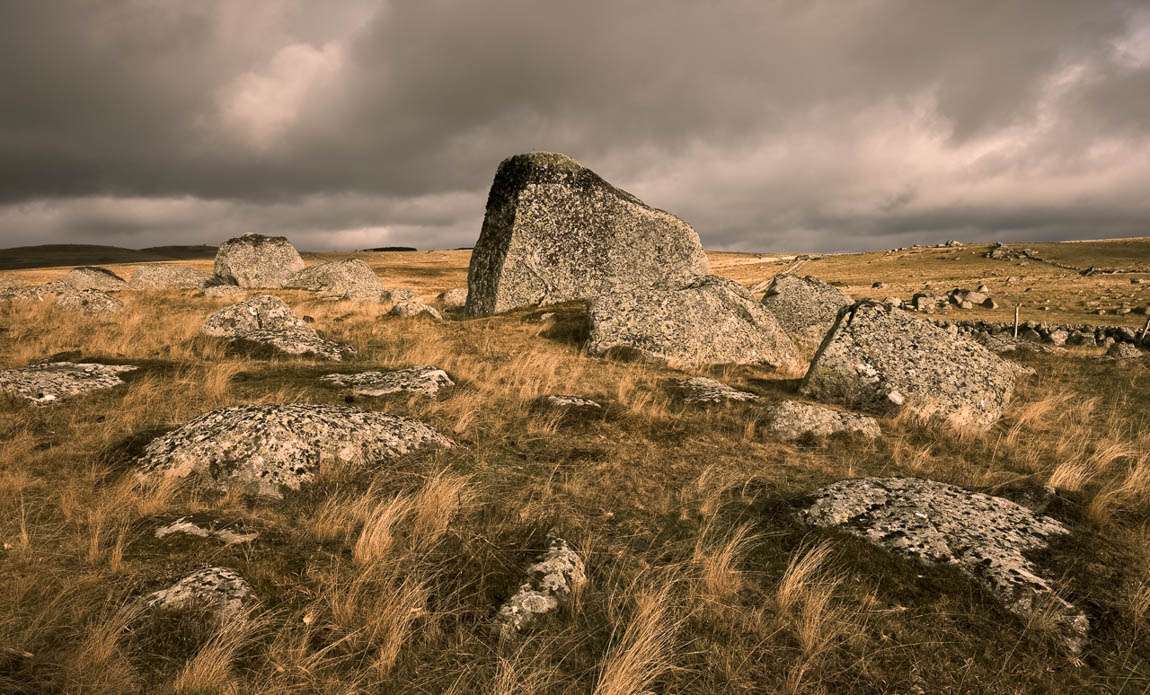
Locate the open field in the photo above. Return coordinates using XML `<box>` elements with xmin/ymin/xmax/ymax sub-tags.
<box><xmin>1</xmin><ymin>239</ymin><xmax>1149</xmax><ymax>693</ymax></box>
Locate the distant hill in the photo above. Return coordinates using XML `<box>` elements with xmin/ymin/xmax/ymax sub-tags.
<box><xmin>0</xmin><ymin>244</ymin><xmax>217</xmax><ymax>270</ymax></box>
<box><xmin>364</xmin><ymin>246</ymin><xmax>418</xmax><ymax>252</ymax></box>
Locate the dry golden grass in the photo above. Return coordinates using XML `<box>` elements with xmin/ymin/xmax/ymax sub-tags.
<box><xmin>594</xmin><ymin>576</ymin><xmax>682</xmax><ymax>695</ymax></box>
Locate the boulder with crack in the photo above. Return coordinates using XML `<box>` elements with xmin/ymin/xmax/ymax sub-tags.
<box><xmin>320</xmin><ymin>366</ymin><xmax>454</xmax><ymax>398</ymax></box>
<box><xmin>134</xmin><ymin>404</ymin><xmax>452</xmax><ymax>496</ymax></box>
<box><xmin>588</xmin><ymin>275</ymin><xmax>801</xmax><ymax>370</ymax></box>
<box><xmin>0</xmin><ymin>362</ymin><xmax>137</xmax><ymax>404</ymax></box>
<box><xmin>213</xmin><ymin>234</ymin><xmax>305</xmax><ymax>288</ymax></box>
<box><xmin>496</xmin><ymin>536</ymin><xmax>586</xmax><ymax>639</ymax></box>
<box><xmin>765</xmin><ymin>400</ymin><xmax>880</xmax><ymax>441</ymax></box>
<box><xmin>802</xmin><ymin>477</ymin><xmax>1088</xmax><ymax>652</ymax></box>
<box><xmin>144</xmin><ymin>567</ymin><xmax>257</xmax><ymax>619</ymax></box>
<box><xmin>62</xmin><ymin>266</ymin><xmax>128</xmax><ymax>291</ymax></box>
<box><xmin>801</xmin><ymin>301</ymin><xmax>1022</xmax><ymax>429</ymax></box>
<box><xmin>760</xmin><ymin>274</ymin><xmax>852</xmax><ymax>347</ymax></box>
<box><xmin>466</xmin><ymin>152</ymin><xmax>709</xmax><ymax>315</ymax></box>
<box><xmin>129</xmin><ymin>265</ymin><xmax>212</xmax><ymax>290</ymax></box>
<box><xmin>285</xmin><ymin>259</ymin><xmax>383</xmax><ymax>298</ymax></box>
<box><xmin>670</xmin><ymin>376</ymin><xmax>758</xmax><ymax>405</ymax></box>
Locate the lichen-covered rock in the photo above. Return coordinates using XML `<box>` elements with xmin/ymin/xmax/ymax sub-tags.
<box><xmin>802</xmin><ymin>477</ymin><xmax>1088</xmax><ymax>652</ymax></box>
<box><xmin>154</xmin><ymin>516</ymin><xmax>259</xmax><ymax>545</ymax></box>
<box><xmin>588</xmin><ymin>276</ymin><xmax>801</xmax><ymax>370</ymax></box>
<box><xmin>466</xmin><ymin>152</ymin><xmax>709</xmax><ymax>315</ymax></box>
<box><xmin>801</xmin><ymin>302</ymin><xmax>1020</xmax><ymax>429</ymax></box>
<box><xmin>320</xmin><ymin>366</ymin><xmax>454</xmax><ymax>398</ymax></box>
<box><xmin>496</xmin><ymin>536</ymin><xmax>586</xmax><ymax>639</ymax></box>
<box><xmin>761</xmin><ymin>274</ymin><xmax>852</xmax><ymax>346</ymax></box>
<box><xmin>389</xmin><ymin>301</ymin><xmax>442</xmax><ymax>320</ymax></box>
<box><xmin>670</xmin><ymin>377</ymin><xmax>758</xmax><ymax>405</ymax></box>
<box><xmin>1106</xmin><ymin>342</ymin><xmax>1142</xmax><ymax>360</ymax></box>
<box><xmin>765</xmin><ymin>400</ymin><xmax>880</xmax><ymax>441</ymax></box>
<box><xmin>0</xmin><ymin>362</ymin><xmax>137</xmax><ymax>404</ymax></box>
<box><xmin>284</xmin><ymin>259</ymin><xmax>382</xmax><ymax>298</ymax></box>
<box><xmin>213</xmin><ymin>234</ymin><xmax>305</xmax><ymax>288</ymax></box>
<box><xmin>0</xmin><ymin>284</ymin><xmax>58</xmax><ymax>303</ymax></box>
<box><xmin>438</xmin><ymin>287</ymin><xmax>468</xmax><ymax>309</ymax></box>
<box><xmin>129</xmin><ymin>264</ymin><xmax>212</xmax><ymax>290</ymax></box>
<box><xmin>135</xmin><ymin>404</ymin><xmax>452</xmax><ymax>496</ymax></box>
<box><xmin>536</xmin><ymin>394</ymin><xmax>602</xmax><ymax>411</ymax></box>
<box><xmin>144</xmin><ymin>567</ymin><xmax>256</xmax><ymax>618</ymax></box>
<box><xmin>233</xmin><ymin>327</ymin><xmax>353</xmax><ymax>361</ymax></box>
<box><xmin>54</xmin><ymin>288</ymin><xmax>123</xmax><ymax>315</ymax></box>
<box><xmin>62</xmin><ymin>266</ymin><xmax>127</xmax><ymax>291</ymax></box>
<box><xmin>200</xmin><ymin>295</ymin><xmax>306</xmax><ymax>337</ymax></box>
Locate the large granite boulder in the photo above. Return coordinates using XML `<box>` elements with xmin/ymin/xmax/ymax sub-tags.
<box><xmin>802</xmin><ymin>477</ymin><xmax>1088</xmax><ymax>652</ymax></box>
<box><xmin>284</xmin><ymin>259</ymin><xmax>382</xmax><ymax>298</ymax></box>
<box><xmin>199</xmin><ymin>295</ymin><xmax>353</xmax><ymax>361</ymax></box>
<box><xmin>129</xmin><ymin>265</ymin><xmax>212</xmax><ymax>290</ymax></box>
<box><xmin>213</xmin><ymin>234</ymin><xmax>305</xmax><ymax>288</ymax></box>
<box><xmin>62</xmin><ymin>266</ymin><xmax>127</xmax><ymax>291</ymax></box>
<box><xmin>801</xmin><ymin>302</ymin><xmax>1021</xmax><ymax>429</ymax></box>
<box><xmin>465</xmin><ymin>152</ymin><xmax>709</xmax><ymax>315</ymax></box>
<box><xmin>135</xmin><ymin>404</ymin><xmax>452</xmax><ymax>496</ymax></box>
<box><xmin>761</xmin><ymin>274</ymin><xmax>852</xmax><ymax>346</ymax></box>
<box><xmin>0</xmin><ymin>362</ymin><xmax>137</xmax><ymax>404</ymax></box>
<box><xmin>587</xmin><ymin>276</ymin><xmax>801</xmax><ymax>370</ymax></box>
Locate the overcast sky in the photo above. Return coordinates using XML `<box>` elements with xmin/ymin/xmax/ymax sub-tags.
<box><xmin>1</xmin><ymin>1</ymin><xmax>1148</xmax><ymax>253</ymax></box>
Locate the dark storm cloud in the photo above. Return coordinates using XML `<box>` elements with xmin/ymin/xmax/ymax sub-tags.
<box><xmin>0</xmin><ymin>0</ymin><xmax>1147</xmax><ymax>251</ymax></box>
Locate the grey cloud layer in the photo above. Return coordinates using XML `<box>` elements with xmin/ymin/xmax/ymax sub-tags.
<box><xmin>0</xmin><ymin>0</ymin><xmax>1147</xmax><ymax>251</ymax></box>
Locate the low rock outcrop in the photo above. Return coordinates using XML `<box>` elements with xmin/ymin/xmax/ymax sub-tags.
<box><xmin>765</xmin><ymin>400</ymin><xmax>880</xmax><ymax>441</ymax></box>
<box><xmin>670</xmin><ymin>377</ymin><xmax>758</xmax><ymax>405</ymax></box>
<box><xmin>465</xmin><ymin>152</ymin><xmax>709</xmax><ymax>315</ymax></box>
<box><xmin>199</xmin><ymin>295</ymin><xmax>352</xmax><ymax>361</ymax></box>
<box><xmin>213</xmin><ymin>234</ymin><xmax>305</xmax><ymax>288</ymax></box>
<box><xmin>144</xmin><ymin>567</ymin><xmax>256</xmax><ymax>618</ymax></box>
<box><xmin>802</xmin><ymin>302</ymin><xmax>1021</xmax><ymax>428</ymax></box>
<box><xmin>54</xmin><ymin>289</ymin><xmax>124</xmax><ymax>315</ymax></box>
<box><xmin>0</xmin><ymin>362</ymin><xmax>137</xmax><ymax>404</ymax></box>
<box><xmin>129</xmin><ymin>265</ymin><xmax>212</xmax><ymax>290</ymax></box>
<box><xmin>62</xmin><ymin>266</ymin><xmax>127</xmax><ymax>291</ymax></box>
<box><xmin>135</xmin><ymin>404</ymin><xmax>452</xmax><ymax>496</ymax></box>
<box><xmin>760</xmin><ymin>274</ymin><xmax>852</xmax><ymax>345</ymax></box>
<box><xmin>1106</xmin><ymin>342</ymin><xmax>1142</xmax><ymax>359</ymax></box>
<box><xmin>588</xmin><ymin>276</ymin><xmax>801</xmax><ymax>370</ymax></box>
<box><xmin>284</xmin><ymin>259</ymin><xmax>383</xmax><ymax>298</ymax></box>
<box><xmin>389</xmin><ymin>301</ymin><xmax>442</xmax><ymax>320</ymax></box>
<box><xmin>320</xmin><ymin>366</ymin><xmax>454</xmax><ymax>398</ymax></box>
<box><xmin>535</xmin><ymin>394</ymin><xmax>603</xmax><ymax>415</ymax></box>
<box><xmin>154</xmin><ymin>516</ymin><xmax>259</xmax><ymax>545</ymax></box>
<box><xmin>496</xmin><ymin>536</ymin><xmax>587</xmax><ymax>639</ymax></box>
<box><xmin>802</xmin><ymin>477</ymin><xmax>1088</xmax><ymax>652</ymax></box>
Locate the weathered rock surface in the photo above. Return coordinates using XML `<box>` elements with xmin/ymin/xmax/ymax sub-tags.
<box><xmin>213</xmin><ymin>234</ymin><xmax>305</xmax><ymax>288</ymax></box>
<box><xmin>765</xmin><ymin>400</ymin><xmax>880</xmax><ymax>441</ymax></box>
<box><xmin>144</xmin><ymin>567</ymin><xmax>256</xmax><ymax>618</ymax></box>
<box><xmin>588</xmin><ymin>276</ymin><xmax>801</xmax><ymax>370</ymax></box>
<box><xmin>389</xmin><ymin>301</ymin><xmax>442</xmax><ymax>320</ymax></box>
<box><xmin>235</xmin><ymin>327</ymin><xmax>351</xmax><ymax>361</ymax></box>
<box><xmin>0</xmin><ymin>284</ymin><xmax>58</xmax><ymax>303</ymax></box>
<box><xmin>536</xmin><ymin>394</ymin><xmax>602</xmax><ymax>411</ymax></box>
<box><xmin>496</xmin><ymin>536</ymin><xmax>586</xmax><ymax>639</ymax></box>
<box><xmin>154</xmin><ymin>516</ymin><xmax>259</xmax><ymax>545</ymax></box>
<box><xmin>802</xmin><ymin>477</ymin><xmax>1088</xmax><ymax>652</ymax></box>
<box><xmin>670</xmin><ymin>376</ymin><xmax>758</xmax><ymax>405</ymax></box>
<box><xmin>320</xmin><ymin>366</ymin><xmax>454</xmax><ymax>398</ymax></box>
<box><xmin>54</xmin><ymin>288</ymin><xmax>124</xmax><ymax>315</ymax></box>
<box><xmin>129</xmin><ymin>264</ymin><xmax>212</xmax><ymax>290</ymax></box>
<box><xmin>761</xmin><ymin>274</ymin><xmax>852</xmax><ymax>345</ymax></box>
<box><xmin>1106</xmin><ymin>342</ymin><xmax>1142</xmax><ymax>359</ymax></box>
<box><xmin>802</xmin><ymin>302</ymin><xmax>1020</xmax><ymax>428</ymax></box>
<box><xmin>62</xmin><ymin>266</ymin><xmax>127</xmax><ymax>291</ymax></box>
<box><xmin>135</xmin><ymin>404</ymin><xmax>452</xmax><ymax>496</ymax></box>
<box><xmin>284</xmin><ymin>259</ymin><xmax>382</xmax><ymax>298</ymax></box>
<box><xmin>438</xmin><ymin>287</ymin><xmax>468</xmax><ymax>309</ymax></box>
<box><xmin>466</xmin><ymin>152</ymin><xmax>709</xmax><ymax>315</ymax></box>
<box><xmin>0</xmin><ymin>362</ymin><xmax>137</xmax><ymax>404</ymax></box>
<box><xmin>199</xmin><ymin>295</ymin><xmax>352</xmax><ymax>360</ymax></box>
<box><xmin>380</xmin><ymin>288</ymin><xmax>416</xmax><ymax>303</ymax></box>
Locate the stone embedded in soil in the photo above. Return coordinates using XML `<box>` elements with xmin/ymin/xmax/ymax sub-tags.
<box><xmin>765</xmin><ymin>400</ymin><xmax>880</xmax><ymax>441</ymax></box>
<box><xmin>199</xmin><ymin>295</ymin><xmax>353</xmax><ymax>361</ymax></box>
<box><xmin>129</xmin><ymin>264</ymin><xmax>213</xmax><ymax>290</ymax></box>
<box><xmin>537</xmin><ymin>394</ymin><xmax>602</xmax><ymax>411</ymax></box>
<box><xmin>212</xmin><ymin>234</ymin><xmax>305</xmax><ymax>288</ymax></box>
<box><xmin>54</xmin><ymin>288</ymin><xmax>124</xmax><ymax>315</ymax></box>
<box><xmin>496</xmin><ymin>536</ymin><xmax>587</xmax><ymax>638</ymax></box>
<box><xmin>62</xmin><ymin>266</ymin><xmax>128</xmax><ymax>291</ymax></box>
<box><xmin>1106</xmin><ymin>342</ymin><xmax>1142</xmax><ymax>359</ymax></box>
<box><xmin>284</xmin><ymin>259</ymin><xmax>383</xmax><ymax>298</ymax></box>
<box><xmin>231</xmin><ymin>327</ymin><xmax>352</xmax><ymax>361</ymax></box>
<box><xmin>144</xmin><ymin>566</ymin><xmax>257</xmax><ymax>618</ymax></box>
<box><xmin>134</xmin><ymin>404</ymin><xmax>452</xmax><ymax>497</ymax></box>
<box><xmin>389</xmin><ymin>301</ymin><xmax>442</xmax><ymax>320</ymax></box>
<box><xmin>670</xmin><ymin>376</ymin><xmax>759</xmax><ymax>405</ymax></box>
<box><xmin>154</xmin><ymin>516</ymin><xmax>259</xmax><ymax>545</ymax></box>
<box><xmin>0</xmin><ymin>362</ymin><xmax>137</xmax><ymax>404</ymax></box>
<box><xmin>320</xmin><ymin>366</ymin><xmax>454</xmax><ymax>398</ymax></box>
<box><xmin>802</xmin><ymin>477</ymin><xmax>1088</xmax><ymax>652</ymax></box>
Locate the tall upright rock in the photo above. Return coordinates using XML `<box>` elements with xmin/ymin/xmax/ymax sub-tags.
<box><xmin>213</xmin><ymin>234</ymin><xmax>305</xmax><ymax>288</ymax></box>
<box><xmin>465</xmin><ymin>152</ymin><xmax>709</xmax><ymax>315</ymax></box>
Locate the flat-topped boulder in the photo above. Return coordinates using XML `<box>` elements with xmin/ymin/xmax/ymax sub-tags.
<box><xmin>765</xmin><ymin>400</ymin><xmax>880</xmax><ymax>441</ymax></box>
<box><xmin>199</xmin><ymin>295</ymin><xmax>306</xmax><ymax>337</ymax></box>
<box><xmin>761</xmin><ymin>274</ymin><xmax>852</xmax><ymax>346</ymax></box>
<box><xmin>54</xmin><ymin>288</ymin><xmax>123</xmax><ymax>315</ymax></box>
<box><xmin>801</xmin><ymin>302</ymin><xmax>1021</xmax><ymax>428</ymax></box>
<box><xmin>284</xmin><ymin>259</ymin><xmax>383</xmax><ymax>298</ymax></box>
<box><xmin>496</xmin><ymin>536</ymin><xmax>587</xmax><ymax>639</ymax></box>
<box><xmin>134</xmin><ymin>404</ymin><xmax>452</xmax><ymax>496</ymax></box>
<box><xmin>320</xmin><ymin>366</ymin><xmax>454</xmax><ymax>398</ymax></box>
<box><xmin>62</xmin><ymin>266</ymin><xmax>127</xmax><ymax>291</ymax></box>
<box><xmin>144</xmin><ymin>567</ymin><xmax>256</xmax><ymax>618</ymax></box>
<box><xmin>129</xmin><ymin>264</ymin><xmax>212</xmax><ymax>290</ymax></box>
<box><xmin>0</xmin><ymin>362</ymin><xmax>137</xmax><ymax>404</ymax></box>
<box><xmin>802</xmin><ymin>477</ymin><xmax>1088</xmax><ymax>652</ymax></box>
<box><xmin>670</xmin><ymin>376</ymin><xmax>758</xmax><ymax>405</ymax></box>
<box><xmin>465</xmin><ymin>152</ymin><xmax>709</xmax><ymax>315</ymax></box>
<box><xmin>588</xmin><ymin>276</ymin><xmax>801</xmax><ymax>370</ymax></box>
<box><xmin>213</xmin><ymin>234</ymin><xmax>305</xmax><ymax>288</ymax></box>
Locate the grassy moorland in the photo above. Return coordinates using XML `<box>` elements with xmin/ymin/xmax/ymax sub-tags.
<box><xmin>0</xmin><ymin>241</ymin><xmax>1148</xmax><ymax>693</ymax></box>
